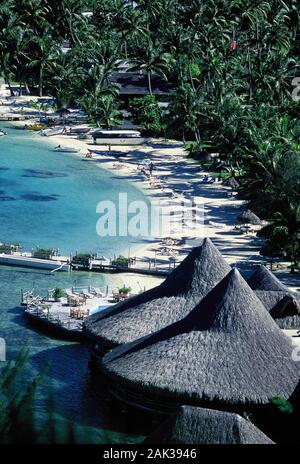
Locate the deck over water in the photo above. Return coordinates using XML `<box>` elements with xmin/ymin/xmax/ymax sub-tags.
<box><xmin>23</xmin><ymin>288</ymin><xmax>128</xmax><ymax>340</ymax></box>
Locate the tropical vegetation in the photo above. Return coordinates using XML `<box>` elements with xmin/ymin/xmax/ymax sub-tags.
<box><xmin>0</xmin><ymin>0</ymin><xmax>299</xmax><ymax>267</ymax></box>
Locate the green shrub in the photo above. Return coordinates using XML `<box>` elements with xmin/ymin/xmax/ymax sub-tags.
<box><xmin>53</xmin><ymin>288</ymin><xmax>65</xmax><ymax>299</ymax></box>
<box><xmin>72</xmin><ymin>253</ymin><xmax>94</xmax><ymax>265</ymax></box>
<box><xmin>129</xmin><ymin>96</ymin><xmax>163</xmax><ymax>136</ymax></box>
<box><xmin>112</xmin><ymin>255</ymin><xmax>133</xmax><ymax>268</ymax></box>
<box><xmin>118</xmin><ymin>286</ymin><xmax>132</xmax><ymax>295</ymax></box>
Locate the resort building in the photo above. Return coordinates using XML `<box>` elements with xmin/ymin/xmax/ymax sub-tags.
<box><xmin>84</xmin><ymin>238</ymin><xmax>231</xmax><ymax>353</ymax></box>
<box><xmin>102</xmin><ymin>269</ymin><xmax>300</xmax><ymax>414</ymax></box>
<box><xmin>144</xmin><ymin>406</ymin><xmax>274</xmax><ymax>444</ymax></box>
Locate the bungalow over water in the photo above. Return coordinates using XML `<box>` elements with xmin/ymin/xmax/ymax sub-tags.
<box><xmin>101</xmin><ymin>269</ymin><xmax>300</xmax><ymax>415</ymax></box>
<box><xmin>144</xmin><ymin>406</ymin><xmax>274</xmax><ymax>444</ymax></box>
<box><xmin>84</xmin><ymin>238</ymin><xmax>231</xmax><ymax>354</ymax></box>
<box><xmin>249</xmin><ymin>265</ymin><xmax>300</xmax><ymax>328</ymax></box>
<box><xmin>84</xmin><ymin>239</ymin><xmax>300</xmax><ymax>356</ymax></box>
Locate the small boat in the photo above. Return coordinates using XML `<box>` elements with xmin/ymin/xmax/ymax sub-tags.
<box><xmin>41</xmin><ymin>127</ymin><xmax>65</xmax><ymax>137</ymax></box>
<box><xmin>91</xmin><ymin>129</ymin><xmax>146</xmax><ymax>145</ymax></box>
<box><xmin>54</xmin><ymin>146</ymin><xmax>81</xmax><ymax>153</ymax></box>
<box><xmin>0</xmin><ymin>129</ymin><xmax>7</xmax><ymax>136</ymax></box>
<box><xmin>0</xmin><ymin>254</ymin><xmax>70</xmax><ymax>271</ymax></box>
<box><xmin>25</xmin><ymin>123</ymin><xmax>44</xmax><ymax>131</ymax></box>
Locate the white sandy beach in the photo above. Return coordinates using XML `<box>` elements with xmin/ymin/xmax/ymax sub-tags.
<box><xmin>1</xmin><ymin>96</ymin><xmax>299</xmax><ymax>294</ymax></box>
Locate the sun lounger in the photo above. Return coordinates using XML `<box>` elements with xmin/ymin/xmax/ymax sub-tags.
<box><xmin>89</xmin><ymin>287</ymin><xmax>105</xmax><ymax>297</ymax></box>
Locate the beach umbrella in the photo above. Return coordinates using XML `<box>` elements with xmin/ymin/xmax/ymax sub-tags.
<box><xmin>102</xmin><ymin>269</ymin><xmax>300</xmax><ymax>413</ymax></box>
<box><xmin>56</xmin><ymin>108</ymin><xmax>71</xmax><ymax>115</ymax></box>
<box><xmin>144</xmin><ymin>406</ymin><xmax>274</xmax><ymax>444</ymax></box>
<box><xmin>237</xmin><ymin>209</ymin><xmax>262</xmax><ymax>225</ymax></box>
<box><xmin>226</xmin><ymin>177</ymin><xmax>240</xmax><ymax>190</ymax></box>
<box><xmin>84</xmin><ymin>238</ymin><xmax>231</xmax><ymax>351</ymax></box>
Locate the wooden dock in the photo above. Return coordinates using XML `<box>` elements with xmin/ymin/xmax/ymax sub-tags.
<box><xmin>0</xmin><ymin>247</ymin><xmax>177</xmax><ymax>277</ymax></box>
<box><xmin>72</xmin><ymin>261</ymin><xmax>171</xmax><ymax>276</ymax></box>
<box><xmin>22</xmin><ymin>287</ymin><xmax>117</xmax><ymax>342</ymax></box>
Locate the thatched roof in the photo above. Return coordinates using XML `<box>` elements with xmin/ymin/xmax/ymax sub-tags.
<box><xmin>237</xmin><ymin>209</ymin><xmax>262</xmax><ymax>225</ymax></box>
<box><xmin>255</xmin><ymin>290</ymin><xmax>300</xmax><ymax>316</ymax></box>
<box><xmin>84</xmin><ymin>238</ymin><xmax>231</xmax><ymax>347</ymax></box>
<box><xmin>248</xmin><ymin>265</ymin><xmax>290</xmax><ymax>292</ymax></box>
<box><xmin>224</xmin><ymin>177</ymin><xmax>240</xmax><ymax>190</ymax></box>
<box><xmin>144</xmin><ymin>406</ymin><xmax>274</xmax><ymax>444</ymax></box>
<box><xmin>103</xmin><ymin>269</ymin><xmax>300</xmax><ymax>408</ymax></box>
<box><xmin>110</xmin><ymin>72</ymin><xmax>174</xmax><ymax>96</ymax></box>
<box><xmin>255</xmin><ymin>290</ymin><xmax>300</xmax><ymax>329</ymax></box>
<box><xmin>250</xmin><ymin>265</ymin><xmax>300</xmax><ymax>328</ymax></box>
<box><xmin>275</xmin><ymin>315</ymin><xmax>300</xmax><ymax>329</ymax></box>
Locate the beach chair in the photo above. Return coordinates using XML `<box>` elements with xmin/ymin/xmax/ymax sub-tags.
<box><xmin>90</xmin><ymin>287</ymin><xmax>105</xmax><ymax>297</ymax></box>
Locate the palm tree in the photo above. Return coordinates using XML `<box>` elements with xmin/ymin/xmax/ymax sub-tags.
<box><xmin>97</xmin><ymin>95</ymin><xmax>123</xmax><ymax>129</ymax></box>
<box><xmin>78</xmin><ymin>94</ymin><xmax>122</xmax><ymax>128</ymax></box>
<box><xmin>270</xmin><ymin>203</ymin><xmax>300</xmax><ymax>271</ymax></box>
<box><xmin>44</xmin><ymin>55</ymin><xmax>75</xmax><ymax>109</ymax></box>
<box><xmin>49</xmin><ymin>0</ymin><xmax>89</xmax><ymax>45</ymax></box>
<box><xmin>168</xmin><ymin>84</ymin><xmax>203</xmax><ymax>142</ymax></box>
<box><xmin>128</xmin><ymin>37</ymin><xmax>170</xmax><ymax>95</ymax></box>
<box><xmin>28</xmin><ymin>37</ymin><xmax>60</xmax><ymax>97</ymax></box>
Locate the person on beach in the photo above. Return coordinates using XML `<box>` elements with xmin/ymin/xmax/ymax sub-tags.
<box><xmin>149</xmin><ymin>162</ymin><xmax>154</xmax><ymax>177</ymax></box>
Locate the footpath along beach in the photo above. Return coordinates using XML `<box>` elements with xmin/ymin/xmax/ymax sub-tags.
<box><xmin>0</xmin><ymin>96</ymin><xmax>298</xmax><ymax>294</ymax></box>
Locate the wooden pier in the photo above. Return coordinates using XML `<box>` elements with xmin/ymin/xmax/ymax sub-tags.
<box><xmin>0</xmin><ymin>244</ymin><xmax>177</xmax><ymax>277</ymax></box>
<box><xmin>72</xmin><ymin>261</ymin><xmax>171</xmax><ymax>276</ymax></box>
<box><xmin>21</xmin><ymin>287</ymin><xmax>117</xmax><ymax>341</ymax></box>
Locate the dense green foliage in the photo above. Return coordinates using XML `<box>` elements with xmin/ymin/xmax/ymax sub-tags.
<box><xmin>129</xmin><ymin>95</ymin><xmax>163</xmax><ymax>135</ymax></box>
<box><xmin>0</xmin><ymin>0</ymin><xmax>299</xmax><ymax>266</ymax></box>
<box><xmin>0</xmin><ymin>349</ymin><xmax>42</xmax><ymax>443</ymax></box>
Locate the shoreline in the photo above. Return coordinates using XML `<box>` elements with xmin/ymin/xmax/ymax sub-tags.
<box><xmin>1</xmin><ymin>98</ymin><xmax>298</xmax><ymax>293</ymax></box>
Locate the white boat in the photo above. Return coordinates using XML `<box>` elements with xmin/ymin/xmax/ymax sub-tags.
<box><xmin>91</xmin><ymin>129</ymin><xmax>146</xmax><ymax>145</ymax></box>
<box><xmin>54</xmin><ymin>146</ymin><xmax>81</xmax><ymax>153</ymax></box>
<box><xmin>0</xmin><ymin>130</ymin><xmax>7</xmax><ymax>136</ymax></box>
<box><xmin>0</xmin><ymin>254</ymin><xmax>70</xmax><ymax>271</ymax></box>
<box><xmin>41</xmin><ymin>127</ymin><xmax>64</xmax><ymax>137</ymax></box>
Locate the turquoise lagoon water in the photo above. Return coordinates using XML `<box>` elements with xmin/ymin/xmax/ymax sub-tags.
<box><xmin>0</xmin><ymin>124</ymin><xmax>147</xmax><ymax>255</ymax></box>
<box><xmin>0</xmin><ymin>124</ymin><xmax>150</xmax><ymax>443</ymax></box>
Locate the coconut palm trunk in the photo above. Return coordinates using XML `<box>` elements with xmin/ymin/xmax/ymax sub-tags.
<box><xmin>147</xmin><ymin>70</ymin><xmax>153</xmax><ymax>95</ymax></box>
<box><xmin>39</xmin><ymin>63</ymin><xmax>44</xmax><ymax>97</ymax></box>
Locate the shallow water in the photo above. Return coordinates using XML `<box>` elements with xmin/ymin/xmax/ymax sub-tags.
<box><xmin>0</xmin><ymin>124</ymin><xmax>150</xmax><ymax>443</ymax></box>
<box><xmin>0</xmin><ymin>123</ymin><xmax>147</xmax><ymax>254</ymax></box>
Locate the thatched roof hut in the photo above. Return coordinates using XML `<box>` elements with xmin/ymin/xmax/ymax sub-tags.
<box><xmin>84</xmin><ymin>238</ymin><xmax>231</xmax><ymax>350</ymax></box>
<box><xmin>102</xmin><ymin>269</ymin><xmax>300</xmax><ymax>413</ymax></box>
<box><xmin>255</xmin><ymin>290</ymin><xmax>300</xmax><ymax>329</ymax></box>
<box><xmin>144</xmin><ymin>406</ymin><xmax>274</xmax><ymax>444</ymax></box>
<box><xmin>225</xmin><ymin>177</ymin><xmax>240</xmax><ymax>190</ymax></box>
<box><xmin>248</xmin><ymin>265</ymin><xmax>289</xmax><ymax>292</ymax></box>
<box><xmin>237</xmin><ymin>209</ymin><xmax>262</xmax><ymax>225</ymax></box>
<box><xmin>255</xmin><ymin>291</ymin><xmax>300</xmax><ymax>318</ymax></box>
<box><xmin>250</xmin><ymin>266</ymin><xmax>300</xmax><ymax>328</ymax></box>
